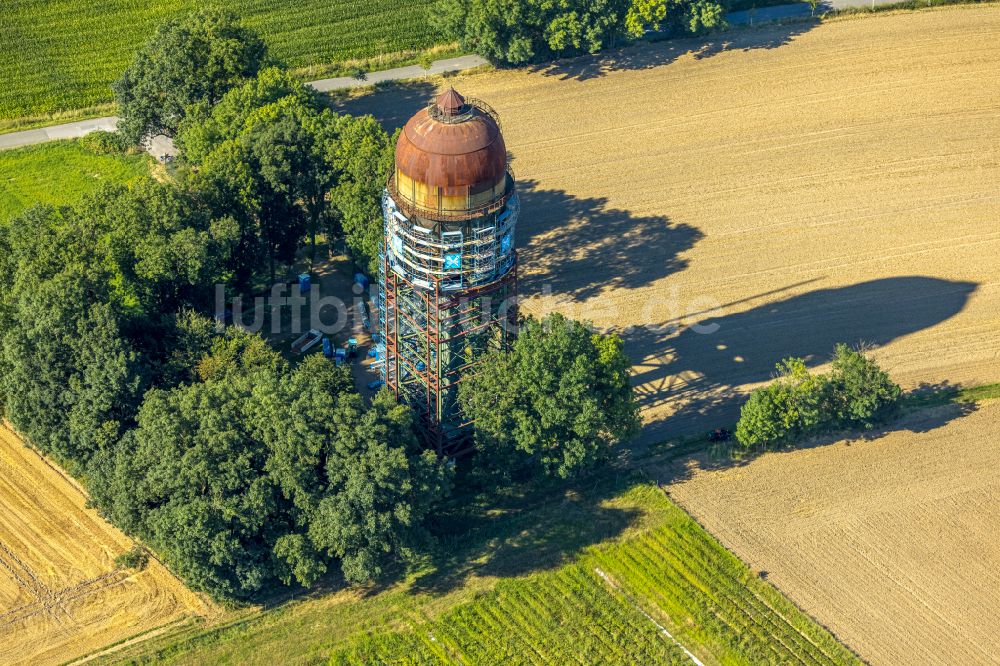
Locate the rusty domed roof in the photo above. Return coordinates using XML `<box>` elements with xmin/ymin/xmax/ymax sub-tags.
<box><xmin>395</xmin><ymin>89</ymin><xmax>508</xmax><ymax>194</ymax></box>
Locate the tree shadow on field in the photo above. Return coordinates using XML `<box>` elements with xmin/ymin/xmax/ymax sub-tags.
<box><xmin>532</xmin><ymin>18</ymin><xmax>820</xmax><ymax>82</ymax></box>
<box><xmin>326</xmin><ymin>80</ymin><xmax>437</xmax><ymax>132</ymax></box>
<box><xmin>624</xmin><ymin>276</ymin><xmax>978</xmax><ymax>441</ymax></box>
<box><xmin>410</xmin><ymin>471</ymin><xmax>645</xmax><ymax>595</ymax></box>
<box><xmin>516</xmin><ymin>179</ymin><xmax>704</xmax><ymax>301</ymax></box>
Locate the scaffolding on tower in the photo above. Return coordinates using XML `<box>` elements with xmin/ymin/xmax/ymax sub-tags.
<box><xmin>376</xmin><ymin>89</ymin><xmax>520</xmax><ymax>455</ymax></box>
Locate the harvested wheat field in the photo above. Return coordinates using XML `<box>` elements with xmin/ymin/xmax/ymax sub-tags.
<box><xmin>667</xmin><ymin>401</ymin><xmax>1000</xmax><ymax>664</ymax></box>
<box><xmin>0</xmin><ymin>425</ymin><xmax>212</xmax><ymax>666</ymax></box>
<box><xmin>342</xmin><ymin>4</ymin><xmax>1000</xmax><ymax>440</ymax></box>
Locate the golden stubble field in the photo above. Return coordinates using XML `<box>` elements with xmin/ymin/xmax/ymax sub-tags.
<box><xmin>0</xmin><ymin>425</ymin><xmax>213</xmax><ymax>666</ymax></box>
<box><xmin>667</xmin><ymin>402</ymin><xmax>1000</xmax><ymax>664</ymax></box>
<box><xmin>345</xmin><ymin>4</ymin><xmax>1000</xmax><ymax>441</ymax></box>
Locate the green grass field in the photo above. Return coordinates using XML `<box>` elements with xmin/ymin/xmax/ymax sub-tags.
<box><xmin>0</xmin><ymin>1</ymin><xmax>438</xmax><ymax>125</ymax></box>
<box><xmin>94</xmin><ymin>483</ymin><xmax>858</xmax><ymax>666</ymax></box>
<box><xmin>0</xmin><ymin>140</ymin><xmax>152</xmax><ymax>222</ymax></box>
<box><xmin>330</xmin><ymin>497</ymin><xmax>859</xmax><ymax>665</ymax></box>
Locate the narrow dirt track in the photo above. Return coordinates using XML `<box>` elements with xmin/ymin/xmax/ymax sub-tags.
<box><xmin>0</xmin><ymin>426</ymin><xmax>212</xmax><ymax>666</ymax></box>
<box><xmin>667</xmin><ymin>402</ymin><xmax>1000</xmax><ymax>665</ymax></box>
<box><xmin>342</xmin><ymin>5</ymin><xmax>1000</xmax><ymax>440</ymax></box>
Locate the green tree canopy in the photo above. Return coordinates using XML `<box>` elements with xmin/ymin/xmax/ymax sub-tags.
<box><xmin>626</xmin><ymin>0</ymin><xmax>725</xmax><ymax>36</ymax></box>
<box><xmin>432</xmin><ymin>0</ymin><xmax>724</xmax><ymax>66</ymax></box>
<box><xmin>459</xmin><ymin>313</ymin><xmax>640</xmax><ymax>479</ymax></box>
<box><xmin>308</xmin><ymin>390</ymin><xmax>451</xmax><ymax>583</ymax></box>
<box><xmin>1</xmin><ymin>280</ymin><xmax>144</xmax><ymax>467</ymax></box>
<box><xmin>0</xmin><ymin>183</ymin><xmax>238</xmax><ymax>466</ymax></box>
<box><xmin>90</xmin><ymin>329</ymin><xmax>448</xmax><ymax>598</ymax></box>
<box><xmin>113</xmin><ymin>8</ymin><xmax>268</xmax><ymax>144</ymax></box>
<box><xmin>176</xmin><ymin>67</ymin><xmax>319</xmax><ymax>165</ymax></box>
<box><xmin>827</xmin><ymin>343</ymin><xmax>902</xmax><ymax>427</ymax></box>
<box><xmin>185</xmin><ymin>72</ymin><xmax>394</xmax><ymax>280</ymax></box>
<box><xmin>328</xmin><ymin>118</ymin><xmax>396</xmax><ymax>275</ymax></box>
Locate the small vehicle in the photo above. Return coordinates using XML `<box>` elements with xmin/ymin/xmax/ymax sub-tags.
<box><xmin>346</xmin><ymin>338</ymin><xmax>359</xmax><ymax>359</ymax></box>
<box><xmin>322</xmin><ymin>337</ymin><xmax>333</xmax><ymax>358</ymax></box>
<box><xmin>367</xmin><ymin>379</ymin><xmax>385</xmax><ymax>390</ymax></box>
<box><xmin>708</xmin><ymin>428</ymin><xmax>733</xmax><ymax>442</ymax></box>
<box><xmin>334</xmin><ymin>348</ymin><xmax>347</xmax><ymax>366</ymax></box>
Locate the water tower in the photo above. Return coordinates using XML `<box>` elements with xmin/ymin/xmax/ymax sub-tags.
<box><xmin>377</xmin><ymin>88</ymin><xmax>519</xmax><ymax>454</ymax></box>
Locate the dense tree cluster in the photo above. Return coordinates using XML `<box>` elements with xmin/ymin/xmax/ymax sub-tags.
<box><xmin>0</xmin><ymin>182</ymin><xmax>235</xmax><ymax>465</ymax></box>
<box><xmin>0</xmin><ymin>184</ymin><xmax>450</xmax><ymax>597</ymax></box>
<box><xmin>114</xmin><ymin>10</ymin><xmax>395</xmax><ymax>277</ymax></box>
<box><xmin>735</xmin><ymin>344</ymin><xmax>902</xmax><ymax>448</ymax></box>
<box><xmin>460</xmin><ymin>314</ymin><xmax>640</xmax><ymax>479</ymax></box>
<box><xmin>177</xmin><ymin>67</ymin><xmax>395</xmax><ymax>278</ymax></box>
<box><xmin>0</xmin><ymin>14</ymin><xmax>431</xmax><ymax>597</ymax></box>
<box><xmin>0</xmin><ymin>10</ymin><xmax>649</xmax><ymax>601</ymax></box>
<box><xmin>91</xmin><ymin>335</ymin><xmax>448</xmax><ymax>596</ymax></box>
<box><xmin>431</xmin><ymin>0</ymin><xmax>725</xmax><ymax>65</ymax></box>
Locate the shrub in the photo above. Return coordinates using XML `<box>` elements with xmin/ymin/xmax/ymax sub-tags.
<box><xmin>734</xmin><ymin>357</ymin><xmax>830</xmax><ymax>448</ymax></box>
<box><xmin>735</xmin><ymin>344</ymin><xmax>902</xmax><ymax>448</ymax></box>
<box><xmin>827</xmin><ymin>343</ymin><xmax>902</xmax><ymax>428</ymax></box>
<box><xmin>80</xmin><ymin>130</ymin><xmax>131</xmax><ymax>155</ymax></box>
<box><xmin>115</xmin><ymin>545</ymin><xmax>149</xmax><ymax>571</ymax></box>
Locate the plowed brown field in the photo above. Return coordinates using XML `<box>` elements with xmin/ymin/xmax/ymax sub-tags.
<box><xmin>331</xmin><ymin>9</ymin><xmax>1000</xmax><ymax>662</ymax></box>
<box><xmin>667</xmin><ymin>402</ymin><xmax>1000</xmax><ymax>664</ymax></box>
<box><xmin>341</xmin><ymin>4</ymin><xmax>1000</xmax><ymax>440</ymax></box>
<box><xmin>0</xmin><ymin>425</ymin><xmax>212</xmax><ymax>666</ymax></box>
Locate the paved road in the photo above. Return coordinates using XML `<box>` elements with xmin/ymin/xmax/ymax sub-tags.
<box><xmin>728</xmin><ymin>0</ymin><xmax>904</xmax><ymax>24</ymax></box>
<box><xmin>0</xmin><ymin>1</ymin><xmax>909</xmax><ymax>152</ymax></box>
<box><xmin>309</xmin><ymin>53</ymin><xmax>488</xmax><ymax>92</ymax></box>
<box><xmin>0</xmin><ymin>54</ymin><xmax>489</xmax><ymax>152</ymax></box>
<box><xmin>0</xmin><ymin>116</ymin><xmax>119</xmax><ymax>151</ymax></box>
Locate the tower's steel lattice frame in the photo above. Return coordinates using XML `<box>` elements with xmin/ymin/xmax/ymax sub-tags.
<box><xmin>376</xmin><ymin>101</ymin><xmax>519</xmax><ymax>453</ymax></box>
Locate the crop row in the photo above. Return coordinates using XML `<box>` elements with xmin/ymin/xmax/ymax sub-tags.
<box><xmin>0</xmin><ymin>0</ymin><xmax>439</xmax><ymax>120</ymax></box>
<box><xmin>585</xmin><ymin>503</ymin><xmax>860</xmax><ymax>665</ymax></box>
<box><xmin>330</xmin><ymin>563</ymin><xmax>690</xmax><ymax>665</ymax></box>
<box><xmin>329</xmin><ymin>491</ymin><xmax>861</xmax><ymax>665</ymax></box>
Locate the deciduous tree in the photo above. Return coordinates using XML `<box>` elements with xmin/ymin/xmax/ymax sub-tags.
<box><xmin>113</xmin><ymin>9</ymin><xmax>268</xmax><ymax>144</ymax></box>
<box><xmin>460</xmin><ymin>313</ymin><xmax>640</xmax><ymax>479</ymax></box>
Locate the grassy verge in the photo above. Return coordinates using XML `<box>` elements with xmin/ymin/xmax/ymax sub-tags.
<box><xmin>0</xmin><ymin>139</ymin><xmax>152</xmax><ymax>222</ymax></box>
<box><xmin>0</xmin><ymin>103</ymin><xmax>117</xmax><ymax>136</ymax></box>
<box><xmin>290</xmin><ymin>44</ymin><xmax>464</xmax><ymax>82</ymax></box>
